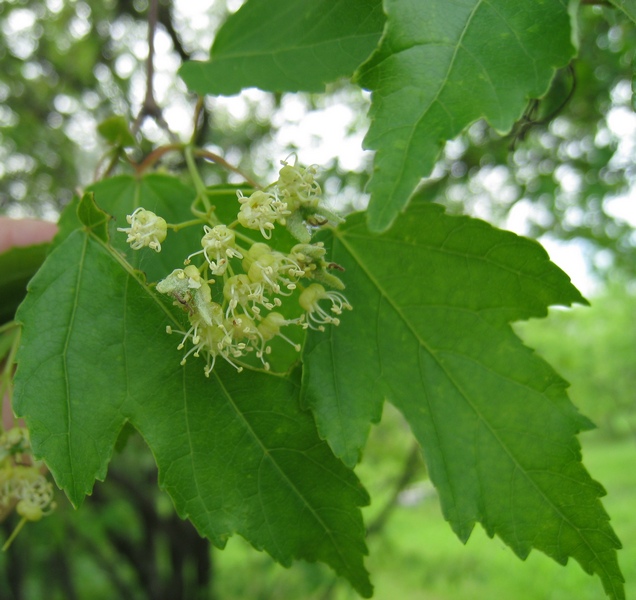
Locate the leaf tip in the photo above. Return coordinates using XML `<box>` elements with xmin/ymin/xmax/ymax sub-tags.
<box><xmin>177</xmin><ymin>60</ymin><xmax>200</xmax><ymax>92</ymax></box>
<box><xmin>365</xmin><ymin>200</ymin><xmax>397</xmax><ymax>234</ymax></box>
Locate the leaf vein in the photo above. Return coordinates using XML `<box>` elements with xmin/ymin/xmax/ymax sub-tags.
<box><xmin>211</xmin><ymin>373</ymin><xmax>355</xmax><ymax>572</ymax></box>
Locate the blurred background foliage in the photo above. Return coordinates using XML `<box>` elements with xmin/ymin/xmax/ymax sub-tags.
<box><xmin>0</xmin><ymin>0</ymin><xmax>635</xmax><ymax>598</ymax></box>
<box><xmin>516</xmin><ymin>284</ymin><xmax>636</xmax><ymax>440</ymax></box>
<box><xmin>424</xmin><ymin>5</ymin><xmax>636</xmax><ymax>280</ymax></box>
<box><xmin>1</xmin><ymin>0</ymin><xmax>635</xmax><ymax>280</ymax></box>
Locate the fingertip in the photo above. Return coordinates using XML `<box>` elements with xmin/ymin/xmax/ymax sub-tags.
<box><xmin>0</xmin><ymin>218</ymin><xmax>58</xmax><ymax>254</ymax></box>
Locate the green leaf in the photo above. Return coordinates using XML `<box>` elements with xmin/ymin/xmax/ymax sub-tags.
<box><xmin>14</xmin><ymin>192</ymin><xmax>371</xmax><ymax>596</ymax></box>
<box><xmin>179</xmin><ymin>0</ymin><xmax>385</xmax><ymax>94</ymax></box>
<box><xmin>54</xmin><ymin>174</ymin><xmax>202</xmax><ymax>284</ymax></box>
<box><xmin>13</xmin><ymin>226</ymin><xmax>372</xmax><ymax>597</ymax></box>
<box><xmin>88</xmin><ymin>174</ymin><xmax>202</xmax><ymax>283</ymax></box>
<box><xmin>77</xmin><ymin>192</ymin><xmax>110</xmax><ymax>241</ymax></box>
<box><xmin>355</xmin><ymin>0</ymin><xmax>577</xmax><ymax>232</ymax></box>
<box><xmin>302</xmin><ymin>201</ymin><xmax>624</xmax><ymax>599</ymax></box>
<box><xmin>52</xmin><ymin>196</ymin><xmax>82</xmax><ymax>250</ymax></box>
<box><xmin>0</xmin><ymin>243</ymin><xmax>50</xmax><ymax>324</ymax></box>
<box><xmin>607</xmin><ymin>0</ymin><xmax>636</xmax><ymax>23</ymax></box>
<box><xmin>96</xmin><ymin>115</ymin><xmax>136</xmax><ymax>148</ymax></box>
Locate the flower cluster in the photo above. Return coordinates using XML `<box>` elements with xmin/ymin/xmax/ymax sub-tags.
<box><xmin>121</xmin><ymin>159</ymin><xmax>351</xmax><ymax>375</ymax></box>
<box><xmin>0</xmin><ymin>427</ymin><xmax>56</xmax><ymax>548</ymax></box>
<box><xmin>235</xmin><ymin>157</ymin><xmax>343</xmax><ymax>244</ymax></box>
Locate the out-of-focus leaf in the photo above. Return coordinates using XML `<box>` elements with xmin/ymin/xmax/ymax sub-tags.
<box><xmin>97</xmin><ymin>116</ymin><xmax>136</xmax><ymax>148</ymax></box>
<box><xmin>179</xmin><ymin>0</ymin><xmax>385</xmax><ymax>94</ymax></box>
<box><xmin>607</xmin><ymin>0</ymin><xmax>636</xmax><ymax>23</ymax></box>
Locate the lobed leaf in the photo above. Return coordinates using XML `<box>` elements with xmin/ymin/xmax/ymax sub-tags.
<box><xmin>355</xmin><ymin>0</ymin><xmax>577</xmax><ymax>231</ymax></box>
<box><xmin>302</xmin><ymin>201</ymin><xmax>624</xmax><ymax>599</ymax></box>
<box><xmin>13</xmin><ymin>197</ymin><xmax>372</xmax><ymax>597</ymax></box>
<box><xmin>179</xmin><ymin>0</ymin><xmax>385</xmax><ymax>94</ymax></box>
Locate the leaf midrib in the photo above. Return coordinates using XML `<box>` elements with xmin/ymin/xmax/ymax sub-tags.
<box><xmin>61</xmin><ymin>232</ymin><xmax>89</xmax><ymax>501</ymax></box>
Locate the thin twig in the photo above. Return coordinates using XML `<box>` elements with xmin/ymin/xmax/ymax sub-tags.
<box><xmin>134</xmin><ymin>143</ymin><xmax>184</xmax><ymax>174</ymax></box>
<box><xmin>190</xmin><ymin>97</ymin><xmax>205</xmax><ymax>144</ymax></box>
<box><xmin>191</xmin><ymin>95</ymin><xmax>211</xmax><ymax>148</ymax></box>
<box><xmin>132</xmin><ymin>143</ymin><xmax>257</xmax><ymax>191</ymax></box>
<box><xmin>95</xmin><ymin>147</ymin><xmax>125</xmax><ymax>181</ymax></box>
<box><xmin>132</xmin><ymin>0</ymin><xmax>178</xmax><ymax>142</ymax></box>
<box><xmin>157</xmin><ymin>1</ymin><xmax>190</xmax><ymax>62</ymax></box>
<box><xmin>194</xmin><ymin>148</ymin><xmax>261</xmax><ymax>189</ymax></box>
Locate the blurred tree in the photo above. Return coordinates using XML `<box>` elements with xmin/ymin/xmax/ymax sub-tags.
<box><xmin>0</xmin><ymin>0</ymin><xmax>275</xmax><ymax>217</ymax></box>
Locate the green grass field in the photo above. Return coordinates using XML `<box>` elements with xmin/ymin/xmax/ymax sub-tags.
<box><xmin>215</xmin><ymin>435</ymin><xmax>635</xmax><ymax>600</ymax></box>
<box><xmin>355</xmin><ymin>436</ymin><xmax>635</xmax><ymax>600</ymax></box>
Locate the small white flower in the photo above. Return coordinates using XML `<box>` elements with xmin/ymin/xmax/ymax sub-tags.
<box><xmin>167</xmin><ymin>306</ymin><xmax>254</xmax><ymax>376</ymax></box>
<box><xmin>237</xmin><ymin>190</ymin><xmax>290</xmax><ymax>239</ymax></box>
<box><xmin>186</xmin><ymin>224</ymin><xmax>243</xmax><ymax>275</ymax></box>
<box><xmin>299</xmin><ymin>283</ymin><xmax>352</xmax><ymax>330</ymax></box>
<box><xmin>242</xmin><ymin>243</ymin><xmax>302</xmax><ymax>296</ymax></box>
<box><xmin>117</xmin><ymin>207</ymin><xmax>167</xmax><ymax>252</ymax></box>
<box><xmin>276</xmin><ymin>158</ymin><xmax>321</xmax><ymax>209</ymax></box>
<box><xmin>223</xmin><ymin>273</ymin><xmax>277</xmax><ymax>318</ymax></box>
<box><xmin>258</xmin><ymin>311</ymin><xmax>302</xmax><ymax>353</ymax></box>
